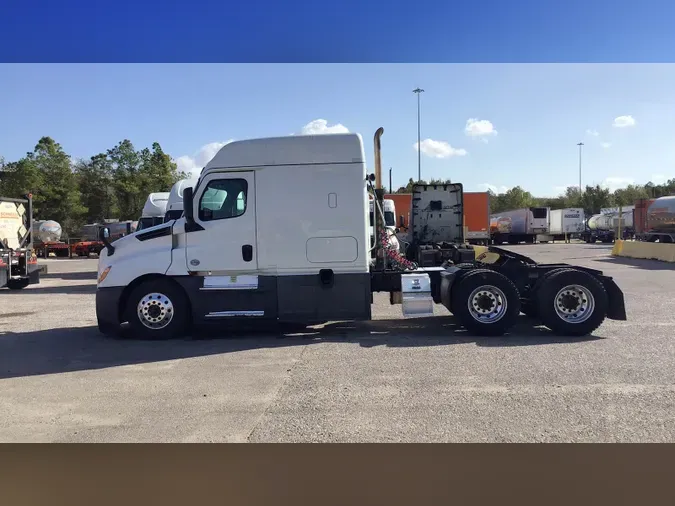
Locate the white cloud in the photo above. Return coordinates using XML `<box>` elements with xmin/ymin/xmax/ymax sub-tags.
<box><xmin>300</xmin><ymin>119</ymin><xmax>349</xmax><ymax>135</ymax></box>
<box><xmin>414</xmin><ymin>139</ymin><xmax>467</xmax><ymax>159</ymax></box>
<box><xmin>586</xmin><ymin>129</ymin><xmax>599</xmax><ymax>137</ymax></box>
<box><xmin>477</xmin><ymin>183</ymin><xmax>508</xmax><ymax>194</ymax></box>
<box><xmin>601</xmin><ymin>176</ymin><xmax>634</xmax><ymax>191</ymax></box>
<box><xmin>612</xmin><ymin>115</ymin><xmax>636</xmax><ymax>128</ymax></box>
<box><xmin>465</xmin><ymin>118</ymin><xmax>497</xmax><ymax>141</ymax></box>
<box><xmin>600</xmin><ymin>142</ymin><xmax>612</xmax><ymax>149</ymax></box>
<box><xmin>175</xmin><ymin>140</ymin><xmax>234</xmax><ymax>177</ymax></box>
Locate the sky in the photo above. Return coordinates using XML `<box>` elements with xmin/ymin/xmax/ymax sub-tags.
<box><xmin>1</xmin><ymin>64</ymin><xmax>675</xmax><ymax>197</ymax></box>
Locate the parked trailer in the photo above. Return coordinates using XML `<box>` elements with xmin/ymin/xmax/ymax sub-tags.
<box><xmin>464</xmin><ymin>192</ymin><xmax>491</xmax><ymax>245</ymax></box>
<box><xmin>32</xmin><ymin>220</ymin><xmax>70</xmax><ymax>257</ymax></box>
<box><xmin>640</xmin><ymin>195</ymin><xmax>675</xmax><ymax>243</ymax></box>
<box><xmin>71</xmin><ymin>224</ymin><xmax>105</xmax><ymax>257</ymax></box>
<box><xmin>580</xmin><ymin>214</ymin><xmax>615</xmax><ymax>243</ymax></box>
<box><xmin>548</xmin><ymin>208</ymin><xmax>585</xmax><ymax>241</ymax></box>
<box><xmin>633</xmin><ymin>198</ymin><xmax>655</xmax><ymax>239</ymax></box>
<box><xmin>0</xmin><ymin>194</ymin><xmax>40</xmax><ymax>290</ymax></box>
<box><xmin>490</xmin><ymin>207</ymin><xmax>550</xmax><ymax>245</ymax></box>
<box><xmin>165</xmin><ymin>178</ymin><xmax>198</xmax><ymax>223</ymax></box>
<box><xmin>95</xmin><ymin>129</ymin><xmax>626</xmax><ymax>340</ymax></box>
<box><xmin>137</xmin><ymin>192</ymin><xmax>170</xmax><ymax>231</ymax></box>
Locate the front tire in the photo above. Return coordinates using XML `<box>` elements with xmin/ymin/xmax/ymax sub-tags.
<box><xmin>125</xmin><ymin>278</ymin><xmax>190</xmax><ymax>339</ymax></box>
<box><xmin>535</xmin><ymin>269</ymin><xmax>608</xmax><ymax>336</ymax></box>
<box><xmin>451</xmin><ymin>269</ymin><xmax>521</xmax><ymax>336</ymax></box>
<box><xmin>6</xmin><ymin>278</ymin><xmax>30</xmax><ymax>290</ymax></box>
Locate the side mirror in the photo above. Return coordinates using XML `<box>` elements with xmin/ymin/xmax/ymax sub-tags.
<box><xmin>99</xmin><ymin>227</ymin><xmax>115</xmax><ymax>256</ymax></box>
<box><xmin>395</xmin><ymin>227</ymin><xmax>400</xmax><ymax>234</ymax></box>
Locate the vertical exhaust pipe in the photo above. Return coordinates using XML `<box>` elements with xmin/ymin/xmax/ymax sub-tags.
<box><xmin>374</xmin><ymin>127</ymin><xmax>384</xmax><ymax>189</ymax></box>
<box><xmin>372</xmin><ymin>127</ymin><xmax>387</xmax><ymax>267</ymax></box>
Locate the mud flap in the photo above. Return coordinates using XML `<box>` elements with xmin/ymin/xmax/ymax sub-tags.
<box><xmin>600</xmin><ymin>276</ymin><xmax>627</xmax><ymax>321</ymax></box>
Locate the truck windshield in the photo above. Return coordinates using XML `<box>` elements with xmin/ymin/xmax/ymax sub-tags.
<box><xmin>369</xmin><ymin>211</ymin><xmax>396</xmax><ymax>227</ymax></box>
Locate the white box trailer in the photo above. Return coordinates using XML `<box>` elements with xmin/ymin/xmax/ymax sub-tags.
<box><xmin>94</xmin><ymin>130</ymin><xmax>627</xmax><ymax>339</ymax></box>
<box><xmin>549</xmin><ymin>208</ymin><xmax>585</xmax><ymax>239</ymax></box>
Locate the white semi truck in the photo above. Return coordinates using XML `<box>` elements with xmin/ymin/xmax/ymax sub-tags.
<box><xmin>369</xmin><ymin>198</ymin><xmax>400</xmax><ymax>252</ymax></box>
<box><xmin>137</xmin><ymin>192</ymin><xmax>170</xmax><ymax>231</ymax></box>
<box><xmin>164</xmin><ymin>178</ymin><xmax>198</xmax><ymax>222</ymax></box>
<box><xmin>95</xmin><ymin>130</ymin><xmax>627</xmax><ymax>339</ymax></box>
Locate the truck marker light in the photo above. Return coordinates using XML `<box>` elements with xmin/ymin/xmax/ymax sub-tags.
<box><xmin>98</xmin><ymin>266</ymin><xmax>111</xmax><ymax>284</ymax></box>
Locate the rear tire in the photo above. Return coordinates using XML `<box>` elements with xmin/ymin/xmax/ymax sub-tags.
<box><xmin>535</xmin><ymin>269</ymin><xmax>608</xmax><ymax>336</ymax></box>
<box><xmin>451</xmin><ymin>269</ymin><xmax>521</xmax><ymax>336</ymax></box>
<box><xmin>125</xmin><ymin>278</ymin><xmax>190</xmax><ymax>340</ymax></box>
<box><xmin>6</xmin><ymin>278</ymin><xmax>30</xmax><ymax>290</ymax></box>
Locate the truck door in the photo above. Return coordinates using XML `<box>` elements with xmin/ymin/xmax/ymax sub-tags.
<box><xmin>185</xmin><ymin>171</ymin><xmax>257</xmax><ymax>273</ymax></box>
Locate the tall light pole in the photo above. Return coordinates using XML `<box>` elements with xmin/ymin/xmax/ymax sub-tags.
<box><xmin>389</xmin><ymin>167</ymin><xmax>392</xmax><ymax>194</ymax></box>
<box><xmin>413</xmin><ymin>88</ymin><xmax>424</xmax><ymax>182</ymax></box>
<box><xmin>577</xmin><ymin>142</ymin><xmax>584</xmax><ymax>194</ymax></box>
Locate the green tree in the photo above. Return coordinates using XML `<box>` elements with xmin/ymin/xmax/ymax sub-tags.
<box><xmin>75</xmin><ymin>153</ymin><xmax>118</xmax><ymax>222</ymax></box>
<box><xmin>0</xmin><ymin>157</ymin><xmax>44</xmax><ymax>208</ymax></box>
<box><xmin>579</xmin><ymin>184</ymin><xmax>614</xmax><ymax>215</ymax></box>
<box><xmin>613</xmin><ymin>184</ymin><xmax>649</xmax><ymax>207</ymax></box>
<box><xmin>491</xmin><ymin>186</ymin><xmax>535</xmax><ymax>213</ymax></box>
<box><xmin>29</xmin><ymin>137</ymin><xmax>86</xmax><ymax>234</ymax></box>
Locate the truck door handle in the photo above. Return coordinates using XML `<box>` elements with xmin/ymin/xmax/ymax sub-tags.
<box><xmin>242</xmin><ymin>244</ymin><xmax>253</xmax><ymax>262</ymax></box>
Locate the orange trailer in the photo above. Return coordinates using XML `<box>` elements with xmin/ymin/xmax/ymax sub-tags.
<box><xmin>464</xmin><ymin>192</ymin><xmax>491</xmax><ymax>244</ymax></box>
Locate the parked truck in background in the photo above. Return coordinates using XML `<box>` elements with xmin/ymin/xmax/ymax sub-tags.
<box><xmin>95</xmin><ymin>129</ymin><xmax>626</xmax><ymax>340</ymax></box>
<box><xmin>369</xmin><ymin>197</ymin><xmax>400</xmax><ymax>252</ymax></box>
<box><xmin>165</xmin><ymin>178</ymin><xmax>198</xmax><ymax>223</ymax></box>
<box><xmin>0</xmin><ymin>194</ymin><xmax>40</xmax><ymax>290</ymax></box>
<box><xmin>463</xmin><ymin>192</ymin><xmax>490</xmax><ymax>245</ymax></box>
<box><xmin>490</xmin><ymin>207</ymin><xmax>550</xmax><ymax>245</ymax></box>
<box><xmin>137</xmin><ymin>192</ymin><xmax>170</xmax><ymax>231</ymax></box>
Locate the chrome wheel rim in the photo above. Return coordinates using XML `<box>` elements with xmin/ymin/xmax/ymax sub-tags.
<box><xmin>554</xmin><ymin>285</ymin><xmax>595</xmax><ymax>324</ymax></box>
<box><xmin>137</xmin><ymin>292</ymin><xmax>174</xmax><ymax>330</ymax></box>
<box><xmin>467</xmin><ymin>285</ymin><xmax>508</xmax><ymax>323</ymax></box>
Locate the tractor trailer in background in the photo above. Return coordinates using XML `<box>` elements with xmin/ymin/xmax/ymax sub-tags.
<box><xmin>137</xmin><ymin>192</ymin><xmax>170</xmax><ymax>231</ymax></box>
<box><xmin>165</xmin><ymin>178</ymin><xmax>198</xmax><ymax>223</ymax></box>
<box><xmin>0</xmin><ymin>194</ymin><xmax>40</xmax><ymax>289</ymax></box>
<box><xmin>463</xmin><ymin>192</ymin><xmax>490</xmax><ymax>245</ymax></box>
<box><xmin>490</xmin><ymin>207</ymin><xmax>550</xmax><ymax>245</ymax></box>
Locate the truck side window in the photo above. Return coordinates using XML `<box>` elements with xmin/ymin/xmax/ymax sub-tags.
<box><xmin>199</xmin><ymin>178</ymin><xmax>248</xmax><ymax>221</ymax></box>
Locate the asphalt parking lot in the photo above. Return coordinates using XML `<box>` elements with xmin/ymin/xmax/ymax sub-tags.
<box><xmin>1</xmin><ymin>243</ymin><xmax>674</xmax><ymax>442</ymax></box>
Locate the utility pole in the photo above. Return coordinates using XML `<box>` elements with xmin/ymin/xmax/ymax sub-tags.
<box><xmin>413</xmin><ymin>88</ymin><xmax>424</xmax><ymax>182</ymax></box>
<box><xmin>389</xmin><ymin>167</ymin><xmax>392</xmax><ymax>194</ymax></box>
<box><xmin>577</xmin><ymin>142</ymin><xmax>584</xmax><ymax>194</ymax></box>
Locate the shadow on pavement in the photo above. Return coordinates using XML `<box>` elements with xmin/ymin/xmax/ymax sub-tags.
<box><xmin>0</xmin><ymin>316</ymin><xmax>603</xmax><ymax>379</ymax></box>
<box><xmin>41</xmin><ymin>271</ymin><xmax>98</xmax><ymax>281</ymax></box>
<box><xmin>4</xmin><ymin>284</ymin><xmax>96</xmax><ymax>295</ymax></box>
<box><xmin>595</xmin><ymin>256</ymin><xmax>675</xmax><ymax>271</ymax></box>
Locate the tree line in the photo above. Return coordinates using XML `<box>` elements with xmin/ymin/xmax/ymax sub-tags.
<box><xmin>2</xmin><ymin>137</ymin><xmax>673</xmax><ymax>236</ymax></box>
<box><xmin>0</xmin><ymin>137</ymin><xmax>186</xmax><ymax>237</ymax></box>
<box><xmin>392</xmin><ymin>177</ymin><xmax>675</xmax><ymax>216</ymax></box>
